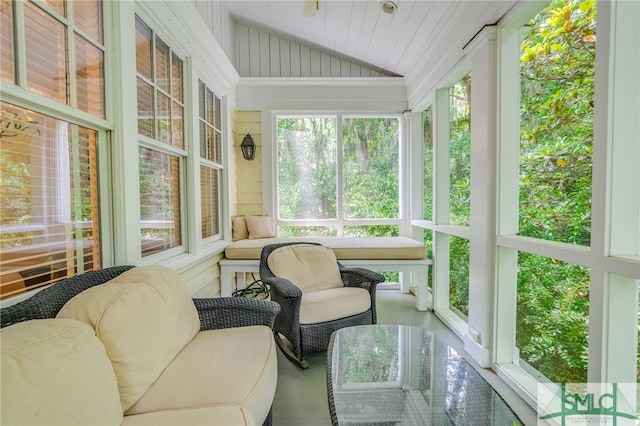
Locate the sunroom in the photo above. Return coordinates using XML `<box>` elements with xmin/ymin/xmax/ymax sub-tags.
<box><xmin>1</xmin><ymin>0</ymin><xmax>638</xmax><ymax>423</ymax></box>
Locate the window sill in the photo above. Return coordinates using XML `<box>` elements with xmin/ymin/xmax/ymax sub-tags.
<box><xmin>158</xmin><ymin>240</ymin><xmax>230</xmax><ymax>273</ymax></box>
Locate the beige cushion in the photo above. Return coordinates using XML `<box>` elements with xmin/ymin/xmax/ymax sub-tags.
<box><xmin>225</xmin><ymin>236</ymin><xmax>427</xmax><ymax>260</ymax></box>
<box><xmin>126</xmin><ymin>326</ymin><xmax>277</xmax><ymax>424</ymax></box>
<box><xmin>57</xmin><ymin>265</ymin><xmax>200</xmax><ymax>412</ymax></box>
<box><xmin>245</xmin><ymin>215</ymin><xmax>276</xmax><ymax>239</ymax></box>
<box><xmin>301</xmin><ymin>287</ymin><xmax>371</xmax><ymax>324</ymax></box>
<box><xmin>122</xmin><ymin>405</ymin><xmax>255</xmax><ymax>426</ymax></box>
<box><xmin>267</xmin><ymin>244</ymin><xmax>343</xmax><ymax>291</ymax></box>
<box><xmin>0</xmin><ymin>318</ymin><xmax>123</xmax><ymax>425</ymax></box>
<box><xmin>232</xmin><ymin>215</ymin><xmax>249</xmax><ymax>241</ymax></box>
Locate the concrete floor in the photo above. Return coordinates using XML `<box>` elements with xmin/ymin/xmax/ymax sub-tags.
<box><xmin>271</xmin><ymin>289</ymin><xmax>538</xmax><ymax>426</ymax></box>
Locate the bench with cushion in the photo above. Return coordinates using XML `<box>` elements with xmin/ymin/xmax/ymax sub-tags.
<box><xmin>221</xmin><ymin>216</ymin><xmax>432</xmax><ymax>311</ymax></box>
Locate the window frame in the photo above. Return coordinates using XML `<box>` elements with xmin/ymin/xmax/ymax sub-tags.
<box><xmin>0</xmin><ymin>0</ymin><xmax>111</xmax><ymax>301</ymax></box>
<box><xmin>268</xmin><ymin>112</ymin><xmax>405</xmax><ymax>237</ymax></box>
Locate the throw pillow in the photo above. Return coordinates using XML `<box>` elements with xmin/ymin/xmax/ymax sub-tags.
<box><xmin>231</xmin><ymin>216</ymin><xmax>249</xmax><ymax>241</ymax></box>
<box><xmin>245</xmin><ymin>215</ymin><xmax>275</xmax><ymax>239</ymax></box>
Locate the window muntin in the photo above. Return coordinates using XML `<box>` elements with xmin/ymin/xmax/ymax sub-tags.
<box><xmin>24</xmin><ymin>2</ymin><xmax>67</xmax><ymax>104</ymax></box>
<box><xmin>422</xmin><ymin>107</ymin><xmax>433</xmax><ymax>221</ymax></box>
<box><xmin>276</xmin><ymin>114</ymin><xmax>400</xmax><ymax>237</ymax></box>
<box><xmin>198</xmin><ymin>80</ymin><xmax>222</xmax><ymax>240</ymax></box>
<box><xmin>277</xmin><ymin>116</ymin><xmax>337</xmax><ymax>222</ymax></box>
<box><xmin>1</xmin><ymin>0</ymin><xmax>16</xmax><ymax>84</ymax></box>
<box><xmin>518</xmin><ymin>0</ymin><xmax>595</xmax><ymax>246</ymax></box>
<box><xmin>135</xmin><ymin>15</ymin><xmax>185</xmax><ymax>256</ymax></box>
<box><xmin>0</xmin><ymin>101</ymin><xmax>101</xmax><ymax>299</ymax></box>
<box><xmin>5</xmin><ymin>0</ymin><xmax>106</xmax><ymax>117</ymax></box>
<box><xmin>516</xmin><ymin>253</ymin><xmax>589</xmax><ymax>383</ymax></box>
<box><xmin>342</xmin><ymin>117</ymin><xmax>400</xmax><ymax>220</ymax></box>
<box><xmin>449</xmin><ymin>235</ymin><xmax>469</xmax><ymax>319</ymax></box>
<box><xmin>449</xmin><ymin>74</ymin><xmax>471</xmax><ymax>227</ymax></box>
<box><xmin>138</xmin><ymin>146</ymin><xmax>181</xmax><ymax>256</ymax></box>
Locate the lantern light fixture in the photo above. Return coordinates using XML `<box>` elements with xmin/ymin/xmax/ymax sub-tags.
<box><xmin>241</xmin><ymin>133</ymin><xmax>256</xmax><ymax>160</ymax></box>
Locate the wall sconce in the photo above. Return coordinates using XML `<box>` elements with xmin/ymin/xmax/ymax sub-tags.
<box><xmin>241</xmin><ymin>133</ymin><xmax>256</xmax><ymax>160</ymax></box>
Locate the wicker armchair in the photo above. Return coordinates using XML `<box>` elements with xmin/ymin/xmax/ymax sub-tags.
<box><xmin>259</xmin><ymin>242</ymin><xmax>385</xmax><ymax>369</ymax></box>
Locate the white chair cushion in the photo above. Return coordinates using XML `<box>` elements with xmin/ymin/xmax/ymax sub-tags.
<box><xmin>1</xmin><ymin>318</ymin><xmax>123</xmax><ymax>425</ymax></box>
<box><xmin>57</xmin><ymin>265</ymin><xmax>200</xmax><ymax>412</ymax></box>
<box><xmin>126</xmin><ymin>325</ymin><xmax>277</xmax><ymax>424</ymax></box>
<box><xmin>267</xmin><ymin>244</ymin><xmax>343</xmax><ymax>291</ymax></box>
<box><xmin>300</xmin><ymin>287</ymin><xmax>371</xmax><ymax>324</ymax></box>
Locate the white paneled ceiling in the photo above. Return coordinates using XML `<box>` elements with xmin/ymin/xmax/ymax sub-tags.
<box><xmin>224</xmin><ymin>0</ymin><xmax>517</xmax><ymax>78</ymax></box>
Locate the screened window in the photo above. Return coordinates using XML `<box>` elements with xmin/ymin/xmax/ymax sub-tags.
<box><xmin>1</xmin><ymin>0</ymin><xmax>105</xmax><ymax>118</ymax></box>
<box><xmin>0</xmin><ymin>102</ymin><xmax>101</xmax><ymax>299</ymax></box>
<box><xmin>135</xmin><ymin>16</ymin><xmax>185</xmax><ymax>257</ymax></box>
<box><xmin>276</xmin><ymin>115</ymin><xmax>400</xmax><ymax>237</ymax></box>
<box><xmin>449</xmin><ymin>74</ymin><xmax>471</xmax><ymax>227</ymax></box>
<box><xmin>513</xmin><ymin>0</ymin><xmax>596</xmax><ymax>384</ymax></box>
<box><xmin>198</xmin><ymin>80</ymin><xmax>222</xmax><ymax>240</ymax></box>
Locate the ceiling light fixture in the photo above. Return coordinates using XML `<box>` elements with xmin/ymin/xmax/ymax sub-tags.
<box><xmin>380</xmin><ymin>0</ymin><xmax>397</xmax><ymax>14</ymax></box>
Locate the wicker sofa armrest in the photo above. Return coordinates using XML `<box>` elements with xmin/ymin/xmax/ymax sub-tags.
<box><xmin>338</xmin><ymin>265</ymin><xmax>385</xmax><ymax>288</ymax></box>
<box><xmin>0</xmin><ymin>266</ymin><xmax>136</xmax><ymax>328</ymax></box>
<box><xmin>193</xmin><ymin>297</ymin><xmax>280</xmax><ymax>330</ymax></box>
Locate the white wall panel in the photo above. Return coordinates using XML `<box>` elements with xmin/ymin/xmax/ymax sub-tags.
<box><xmin>248</xmin><ymin>27</ymin><xmax>260</xmax><ymax>77</ymax></box>
<box><xmin>280</xmin><ymin>39</ymin><xmax>291</xmax><ymax>77</ymax></box>
<box><xmin>269</xmin><ymin>35</ymin><xmax>280</xmax><ymax>77</ymax></box>
<box><xmin>259</xmin><ymin>32</ymin><xmax>270</xmax><ymax>77</ymax></box>
<box><xmin>233</xmin><ymin>23</ymin><xmax>394</xmax><ymax>78</ymax></box>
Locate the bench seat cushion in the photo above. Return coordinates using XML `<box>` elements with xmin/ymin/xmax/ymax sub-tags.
<box><xmin>126</xmin><ymin>325</ymin><xmax>277</xmax><ymax>425</ymax></box>
<box><xmin>225</xmin><ymin>237</ymin><xmax>427</xmax><ymax>260</ymax></box>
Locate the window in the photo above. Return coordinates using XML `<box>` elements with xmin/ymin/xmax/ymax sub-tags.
<box><xmin>0</xmin><ymin>0</ymin><xmax>105</xmax><ymax>299</ymax></box>
<box><xmin>0</xmin><ymin>102</ymin><xmax>101</xmax><ymax>299</ymax></box>
<box><xmin>135</xmin><ymin>16</ymin><xmax>185</xmax><ymax>257</ymax></box>
<box><xmin>514</xmin><ymin>0</ymin><xmax>596</xmax><ymax>383</ymax></box>
<box><xmin>449</xmin><ymin>75</ymin><xmax>471</xmax><ymax>228</ymax></box>
<box><xmin>1</xmin><ymin>0</ymin><xmax>105</xmax><ymax>118</ymax></box>
<box><xmin>198</xmin><ymin>80</ymin><xmax>222</xmax><ymax>240</ymax></box>
<box><xmin>276</xmin><ymin>115</ymin><xmax>400</xmax><ymax>237</ymax></box>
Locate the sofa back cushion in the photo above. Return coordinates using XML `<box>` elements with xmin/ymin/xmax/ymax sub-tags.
<box><xmin>1</xmin><ymin>318</ymin><xmax>123</xmax><ymax>425</ymax></box>
<box><xmin>57</xmin><ymin>265</ymin><xmax>200</xmax><ymax>412</ymax></box>
<box><xmin>267</xmin><ymin>244</ymin><xmax>343</xmax><ymax>292</ymax></box>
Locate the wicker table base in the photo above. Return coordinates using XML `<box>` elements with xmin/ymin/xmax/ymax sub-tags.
<box><xmin>327</xmin><ymin>325</ymin><xmax>522</xmax><ymax>425</ymax></box>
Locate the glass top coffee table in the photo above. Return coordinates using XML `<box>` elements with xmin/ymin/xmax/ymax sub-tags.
<box><xmin>326</xmin><ymin>324</ymin><xmax>522</xmax><ymax>425</ymax></box>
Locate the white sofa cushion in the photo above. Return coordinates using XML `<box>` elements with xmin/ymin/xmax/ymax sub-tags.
<box><xmin>122</xmin><ymin>405</ymin><xmax>255</xmax><ymax>426</ymax></box>
<box><xmin>301</xmin><ymin>287</ymin><xmax>371</xmax><ymax>324</ymax></box>
<box><xmin>267</xmin><ymin>244</ymin><xmax>343</xmax><ymax>291</ymax></box>
<box><xmin>57</xmin><ymin>265</ymin><xmax>200</xmax><ymax>412</ymax></box>
<box><xmin>0</xmin><ymin>318</ymin><xmax>122</xmax><ymax>425</ymax></box>
<box><xmin>126</xmin><ymin>325</ymin><xmax>277</xmax><ymax>424</ymax></box>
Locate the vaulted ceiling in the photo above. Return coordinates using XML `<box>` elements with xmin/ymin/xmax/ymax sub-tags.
<box><xmin>223</xmin><ymin>0</ymin><xmax>518</xmax><ymax>78</ymax></box>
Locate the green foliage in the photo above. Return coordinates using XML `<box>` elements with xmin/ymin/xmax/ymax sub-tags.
<box><xmin>449</xmin><ymin>75</ymin><xmax>471</xmax><ymax>227</ymax></box>
<box><xmin>517</xmin><ymin>253</ymin><xmax>589</xmax><ymax>383</ymax></box>
<box><xmin>516</xmin><ymin>0</ymin><xmax>596</xmax><ymax>383</ymax></box>
<box><xmin>519</xmin><ymin>0</ymin><xmax>595</xmax><ymax>246</ymax></box>
<box><xmin>449</xmin><ymin>235</ymin><xmax>470</xmax><ymax>317</ymax></box>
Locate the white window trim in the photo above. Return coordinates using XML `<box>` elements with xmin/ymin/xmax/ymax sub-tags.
<box><xmin>263</xmin><ymin>111</ymin><xmax>407</xmax><ymax>236</ymax></box>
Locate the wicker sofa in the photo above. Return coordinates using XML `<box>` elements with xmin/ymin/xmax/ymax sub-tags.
<box><xmin>0</xmin><ymin>265</ymin><xmax>280</xmax><ymax>426</ymax></box>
